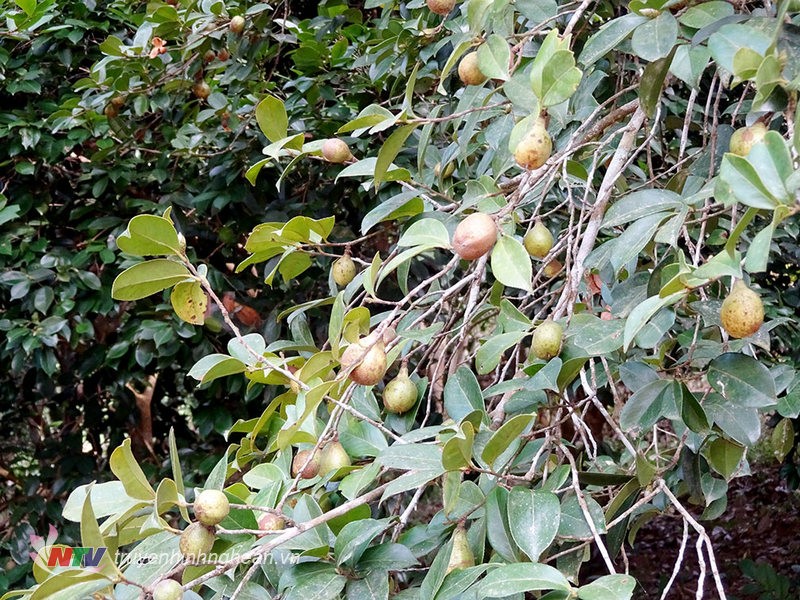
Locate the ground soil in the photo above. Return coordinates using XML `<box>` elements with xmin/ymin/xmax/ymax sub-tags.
<box><xmin>623</xmin><ymin>463</ymin><xmax>800</xmax><ymax>599</ymax></box>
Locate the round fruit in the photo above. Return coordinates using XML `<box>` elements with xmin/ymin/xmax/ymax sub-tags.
<box><xmin>446</xmin><ymin>526</ymin><xmax>474</xmax><ymax>574</ymax></box>
<box><xmin>524</xmin><ymin>221</ymin><xmax>554</xmax><ymax>258</ymax></box>
<box><xmin>104</xmin><ymin>104</ymin><xmax>119</xmax><ymax>118</ymax></box>
<box><xmin>292</xmin><ymin>449</ymin><xmax>320</xmax><ymax>479</ymax></box>
<box><xmin>382</xmin><ymin>326</ymin><xmax>397</xmax><ymax>344</ymax></box>
<box><xmin>383</xmin><ymin>366</ymin><xmax>418</xmax><ymax>414</ymax></box>
<box><xmin>452</xmin><ymin>212</ymin><xmax>497</xmax><ymax>260</ymax></box>
<box><xmin>192</xmin><ymin>81</ymin><xmax>211</xmax><ymax>100</ymax></box>
<box><xmin>332</xmin><ymin>255</ymin><xmax>356</xmax><ymax>287</ymax></box>
<box><xmin>229</xmin><ymin>15</ymin><xmax>245</xmax><ymax>34</ymax></box>
<box><xmin>217</xmin><ymin>48</ymin><xmax>230</xmax><ymax>61</ymax></box>
<box><xmin>257</xmin><ymin>512</ymin><xmax>286</xmax><ymax>533</ymax></box>
<box><xmin>720</xmin><ymin>280</ymin><xmax>764</xmax><ymax>338</ymax></box>
<box><xmin>321</xmin><ymin>138</ymin><xmax>352</xmax><ymax>163</ymax></box>
<box><xmin>193</xmin><ymin>489</ymin><xmax>229</xmax><ymax>526</ymax></box>
<box><xmin>319</xmin><ymin>441</ymin><xmax>351</xmax><ymax>479</ymax></box>
<box><xmin>203</xmin><ymin>49</ymin><xmax>216</xmax><ymax>63</ymax></box>
<box><xmin>458</xmin><ymin>52</ymin><xmax>487</xmax><ymax>86</ymax></box>
<box><xmin>179</xmin><ymin>523</ymin><xmax>215</xmax><ymax>562</ymax></box>
<box><xmin>514</xmin><ymin>119</ymin><xmax>552</xmax><ymax>170</ymax></box>
<box><xmin>111</xmin><ymin>96</ymin><xmax>125</xmax><ymax>108</ymax></box>
<box><xmin>531</xmin><ymin>319</ymin><xmax>563</xmax><ymax>360</ymax></box>
<box><xmin>434</xmin><ymin>161</ymin><xmax>456</xmax><ymax>178</ymax></box>
<box><xmin>340</xmin><ymin>333</ymin><xmax>387</xmax><ymax>386</ymax></box>
<box><xmin>427</xmin><ymin>0</ymin><xmax>456</xmax><ymax>16</ymax></box>
<box><xmin>153</xmin><ymin>579</ymin><xmax>183</xmax><ymax>600</ymax></box>
<box><xmin>543</xmin><ymin>259</ymin><xmax>562</xmax><ymax>278</ymax></box>
<box><xmin>729</xmin><ymin>123</ymin><xmax>767</xmax><ymax>156</ymax></box>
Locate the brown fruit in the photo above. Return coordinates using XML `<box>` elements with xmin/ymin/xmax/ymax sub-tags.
<box><xmin>543</xmin><ymin>259</ymin><xmax>562</xmax><ymax>278</ymax></box>
<box><xmin>382</xmin><ymin>365</ymin><xmax>418</xmax><ymax>414</ymax></box>
<box><xmin>193</xmin><ymin>489</ymin><xmax>229</xmax><ymax>526</ymax></box>
<box><xmin>179</xmin><ymin>523</ymin><xmax>215</xmax><ymax>562</ymax></box>
<box><xmin>203</xmin><ymin>49</ymin><xmax>216</xmax><ymax>63</ymax></box>
<box><xmin>514</xmin><ymin>119</ymin><xmax>552</xmax><ymax>170</ymax></box>
<box><xmin>319</xmin><ymin>441</ymin><xmax>351</xmax><ymax>479</ymax></box>
<box><xmin>192</xmin><ymin>81</ymin><xmax>211</xmax><ymax>100</ymax></box>
<box><xmin>523</xmin><ymin>221</ymin><xmax>554</xmax><ymax>258</ymax></box>
<box><xmin>104</xmin><ymin>104</ymin><xmax>119</xmax><ymax>118</ymax></box>
<box><xmin>446</xmin><ymin>526</ymin><xmax>474</xmax><ymax>574</ymax></box>
<box><xmin>322</xmin><ymin>138</ymin><xmax>352</xmax><ymax>163</ymax></box>
<box><xmin>434</xmin><ymin>161</ymin><xmax>456</xmax><ymax>178</ymax></box>
<box><xmin>458</xmin><ymin>52</ymin><xmax>487</xmax><ymax>86</ymax></box>
<box><xmin>427</xmin><ymin>0</ymin><xmax>456</xmax><ymax>15</ymax></box>
<box><xmin>257</xmin><ymin>512</ymin><xmax>286</xmax><ymax>533</ymax></box>
<box><xmin>531</xmin><ymin>319</ymin><xmax>563</xmax><ymax>360</ymax></box>
<box><xmin>229</xmin><ymin>15</ymin><xmax>245</xmax><ymax>34</ymax></box>
<box><xmin>332</xmin><ymin>255</ymin><xmax>356</xmax><ymax>287</ymax></box>
<box><xmin>153</xmin><ymin>579</ymin><xmax>183</xmax><ymax>600</ymax></box>
<box><xmin>217</xmin><ymin>48</ymin><xmax>230</xmax><ymax>61</ymax></box>
<box><xmin>292</xmin><ymin>448</ymin><xmax>321</xmax><ymax>479</ymax></box>
<box><xmin>720</xmin><ymin>280</ymin><xmax>764</xmax><ymax>338</ymax></box>
<box><xmin>111</xmin><ymin>96</ymin><xmax>125</xmax><ymax>108</ymax></box>
<box><xmin>340</xmin><ymin>333</ymin><xmax>387</xmax><ymax>386</ymax></box>
<box><xmin>452</xmin><ymin>212</ymin><xmax>497</xmax><ymax>260</ymax></box>
<box><xmin>729</xmin><ymin>123</ymin><xmax>767</xmax><ymax>156</ymax></box>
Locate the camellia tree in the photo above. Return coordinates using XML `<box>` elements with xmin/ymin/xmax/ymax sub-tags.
<box><xmin>8</xmin><ymin>0</ymin><xmax>800</xmax><ymax>599</ymax></box>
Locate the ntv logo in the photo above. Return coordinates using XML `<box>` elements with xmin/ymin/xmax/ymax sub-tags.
<box><xmin>30</xmin><ymin>525</ymin><xmax>107</xmax><ymax>569</ymax></box>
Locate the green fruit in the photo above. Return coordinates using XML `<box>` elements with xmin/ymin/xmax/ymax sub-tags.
<box><xmin>257</xmin><ymin>512</ymin><xmax>286</xmax><ymax>533</ymax></box>
<box><xmin>383</xmin><ymin>365</ymin><xmax>418</xmax><ymax>414</ymax></box>
<box><xmin>292</xmin><ymin>449</ymin><xmax>321</xmax><ymax>479</ymax></box>
<box><xmin>458</xmin><ymin>52</ymin><xmax>487</xmax><ymax>86</ymax></box>
<box><xmin>153</xmin><ymin>579</ymin><xmax>183</xmax><ymax>600</ymax></box>
<box><xmin>179</xmin><ymin>523</ymin><xmax>215</xmax><ymax>562</ymax></box>
<box><xmin>531</xmin><ymin>319</ymin><xmax>563</xmax><ymax>360</ymax></box>
<box><xmin>229</xmin><ymin>15</ymin><xmax>245</xmax><ymax>34</ymax></box>
<box><xmin>192</xmin><ymin>81</ymin><xmax>211</xmax><ymax>100</ymax></box>
<box><xmin>729</xmin><ymin>123</ymin><xmax>767</xmax><ymax>156</ymax></box>
<box><xmin>434</xmin><ymin>161</ymin><xmax>456</xmax><ymax>178</ymax></box>
<box><xmin>720</xmin><ymin>280</ymin><xmax>764</xmax><ymax>338</ymax></box>
<box><xmin>523</xmin><ymin>221</ymin><xmax>554</xmax><ymax>258</ymax></box>
<box><xmin>340</xmin><ymin>333</ymin><xmax>387</xmax><ymax>386</ymax></box>
<box><xmin>514</xmin><ymin>119</ymin><xmax>552</xmax><ymax>170</ymax></box>
<box><xmin>446</xmin><ymin>526</ymin><xmax>474</xmax><ymax>574</ymax></box>
<box><xmin>319</xmin><ymin>441</ymin><xmax>351</xmax><ymax>479</ymax></box>
<box><xmin>322</xmin><ymin>138</ymin><xmax>352</xmax><ymax>163</ymax></box>
<box><xmin>332</xmin><ymin>255</ymin><xmax>356</xmax><ymax>287</ymax></box>
<box><xmin>427</xmin><ymin>0</ymin><xmax>456</xmax><ymax>15</ymax></box>
<box><xmin>452</xmin><ymin>212</ymin><xmax>497</xmax><ymax>260</ymax></box>
<box><xmin>193</xmin><ymin>489</ymin><xmax>229</xmax><ymax>526</ymax></box>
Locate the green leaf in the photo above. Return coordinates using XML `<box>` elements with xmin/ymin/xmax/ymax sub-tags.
<box><xmin>631</xmin><ymin>11</ymin><xmax>678</xmax><ymax>61</ymax></box>
<box><xmin>398</xmin><ymin>218</ymin><xmax>451</xmax><ymax>248</ymax></box>
<box><xmin>744</xmin><ymin>223</ymin><xmax>774</xmax><ymax>273</ymax></box>
<box><xmin>704</xmin><ymin>393</ymin><xmax>761</xmax><ymax>445</ymax></box>
<box><xmin>623</xmin><ymin>292</ymin><xmax>684</xmax><ymax>350</ymax></box>
<box><xmin>477</xmin><ymin>563</ymin><xmax>570</xmax><ymax>596</ymax></box>
<box><xmin>707</xmin><ymin>353</ymin><xmax>777</xmax><ymax>408</ymax></box>
<box><xmin>707</xmin><ymin>24</ymin><xmax>771</xmax><ymax>75</ymax></box>
<box><xmin>508</xmin><ymin>487</ymin><xmax>560</xmax><ymax>561</ymax></box>
<box><xmin>772</xmin><ymin>418</ymin><xmax>794</xmax><ymax>461</ymax></box>
<box><xmin>374</xmin><ymin>125</ymin><xmax>417</xmax><ymax>189</ymax></box>
<box><xmin>444</xmin><ymin>366</ymin><xmax>487</xmax><ymax>423</ymax></box>
<box><xmin>442</xmin><ymin>422</ymin><xmax>475</xmax><ymax>471</ymax></box>
<box><xmin>482</xmin><ymin>414</ymin><xmax>535</xmax><ymax>466</ymax></box>
<box><xmin>477</xmin><ymin>34</ymin><xmax>511</xmax><ymax>81</ymax></box>
<box><xmin>491</xmin><ymin>235</ymin><xmax>532</xmax><ymax>292</ymax></box>
<box><xmin>116</xmin><ymin>215</ymin><xmax>183</xmax><ymax>256</ymax></box>
<box><xmin>579</xmin><ymin>14</ymin><xmax>648</xmax><ymax>66</ymax></box>
<box><xmin>678</xmin><ymin>1</ymin><xmax>734</xmax><ymax>29</ymax></box>
<box><xmin>566</xmin><ymin>313</ymin><xmax>624</xmax><ymax>356</ymax></box>
<box><xmin>335</xmin><ymin>519</ymin><xmax>391</xmax><ymax>567</ymax></box>
<box><xmin>602</xmin><ymin>189</ymin><xmax>683</xmax><ymax>228</ymax></box>
<box><xmin>620</xmin><ymin>379</ymin><xmax>675</xmax><ymax>431</ymax></box>
<box><xmin>680</xmin><ymin>385</ymin><xmax>710</xmax><ymax>433</ymax></box>
<box><xmin>337</xmin><ymin>157</ymin><xmax>410</xmax><ymax>184</ymax></box>
<box><xmin>110</xmin><ymin>439</ymin><xmax>155</xmax><ymax>500</ymax></box>
<box><xmin>476</xmin><ymin>330</ymin><xmax>528</xmax><ymax>375</ymax></box>
<box><xmin>255</xmin><ymin>95</ymin><xmax>288</xmax><ymax>144</ymax></box>
<box><xmin>558</xmin><ymin>493</ymin><xmax>606</xmax><ymax>539</ymax></box>
<box><xmin>170</xmin><ymin>281</ymin><xmax>206</xmax><ymax>325</ymax></box>
<box><xmin>706</xmin><ymin>437</ymin><xmax>745</xmax><ymax>478</ymax></box>
<box><xmin>188</xmin><ymin>354</ymin><xmax>247</xmax><ymax>383</ymax></box>
<box><xmin>639</xmin><ymin>47</ymin><xmax>677</xmax><ymax>118</ymax></box>
<box><xmin>485</xmin><ymin>486</ymin><xmax>517</xmax><ymax>562</ymax></box>
<box><xmin>577</xmin><ymin>574</ymin><xmax>637</xmax><ymax>600</ymax></box>
<box><xmin>15</xmin><ymin>0</ymin><xmax>37</xmax><ymax>16</ymax></box>
<box><xmin>111</xmin><ymin>259</ymin><xmax>190</xmax><ymax>301</ymax></box>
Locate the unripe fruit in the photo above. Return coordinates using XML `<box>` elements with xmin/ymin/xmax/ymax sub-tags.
<box><xmin>427</xmin><ymin>0</ymin><xmax>456</xmax><ymax>16</ymax></box>
<box><xmin>229</xmin><ymin>15</ymin><xmax>245</xmax><ymax>34</ymax></box>
<box><xmin>458</xmin><ymin>52</ymin><xmax>487</xmax><ymax>86</ymax></box>
<box><xmin>729</xmin><ymin>123</ymin><xmax>767</xmax><ymax>156</ymax></box>
<box><xmin>524</xmin><ymin>221</ymin><xmax>554</xmax><ymax>258</ymax></box>
<box><xmin>514</xmin><ymin>119</ymin><xmax>552</xmax><ymax>170</ymax></box>
<box><xmin>543</xmin><ymin>259</ymin><xmax>562</xmax><ymax>278</ymax></box>
<box><xmin>452</xmin><ymin>213</ymin><xmax>497</xmax><ymax>260</ymax></box>
<box><xmin>434</xmin><ymin>161</ymin><xmax>456</xmax><ymax>178</ymax></box>
<box><xmin>383</xmin><ymin>365</ymin><xmax>418</xmax><ymax>414</ymax></box>
<box><xmin>340</xmin><ymin>333</ymin><xmax>387</xmax><ymax>386</ymax></box>
<box><xmin>192</xmin><ymin>81</ymin><xmax>211</xmax><ymax>100</ymax></box>
<box><xmin>720</xmin><ymin>280</ymin><xmax>764</xmax><ymax>338</ymax></box>
<box><xmin>332</xmin><ymin>255</ymin><xmax>356</xmax><ymax>287</ymax></box>
<box><xmin>193</xmin><ymin>489</ymin><xmax>229</xmax><ymax>526</ymax></box>
<box><xmin>179</xmin><ymin>523</ymin><xmax>215</xmax><ymax>562</ymax></box>
<box><xmin>322</xmin><ymin>138</ymin><xmax>352</xmax><ymax>163</ymax></box>
<box><xmin>257</xmin><ymin>512</ymin><xmax>286</xmax><ymax>533</ymax></box>
<box><xmin>446</xmin><ymin>526</ymin><xmax>474</xmax><ymax>574</ymax></box>
<box><xmin>319</xmin><ymin>441</ymin><xmax>351</xmax><ymax>479</ymax></box>
<box><xmin>292</xmin><ymin>449</ymin><xmax>320</xmax><ymax>479</ymax></box>
<box><xmin>531</xmin><ymin>319</ymin><xmax>563</xmax><ymax>360</ymax></box>
<box><xmin>153</xmin><ymin>579</ymin><xmax>183</xmax><ymax>600</ymax></box>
